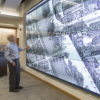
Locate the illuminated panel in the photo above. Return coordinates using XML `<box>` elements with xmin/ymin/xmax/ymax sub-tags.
<box><xmin>26</xmin><ymin>0</ymin><xmax>100</xmax><ymax>96</ymax></box>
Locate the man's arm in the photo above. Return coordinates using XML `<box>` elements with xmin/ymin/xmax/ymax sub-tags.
<box><xmin>17</xmin><ymin>45</ymin><xmax>30</xmax><ymax>52</ymax></box>
<box><xmin>17</xmin><ymin>44</ymin><xmax>25</xmax><ymax>52</ymax></box>
<box><xmin>18</xmin><ymin>46</ymin><xmax>25</xmax><ymax>52</ymax></box>
<box><xmin>5</xmin><ymin>45</ymin><xmax>13</xmax><ymax>63</ymax></box>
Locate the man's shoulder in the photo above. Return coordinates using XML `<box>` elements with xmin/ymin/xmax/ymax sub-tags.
<box><xmin>6</xmin><ymin>43</ymin><xmax>11</xmax><ymax>47</ymax></box>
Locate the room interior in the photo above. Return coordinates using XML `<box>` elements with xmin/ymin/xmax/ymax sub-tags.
<box><xmin>0</xmin><ymin>0</ymin><xmax>100</xmax><ymax>100</ymax></box>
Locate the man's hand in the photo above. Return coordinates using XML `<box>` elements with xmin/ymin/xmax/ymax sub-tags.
<box><xmin>12</xmin><ymin>62</ymin><xmax>16</xmax><ymax>67</ymax></box>
<box><xmin>24</xmin><ymin>46</ymin><xmax>30</xmax><ymax>50</ymax></box>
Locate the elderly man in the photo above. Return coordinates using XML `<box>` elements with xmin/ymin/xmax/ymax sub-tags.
<box><xmin>5</xmin><ymin>34</ymin><xmax>30</xmax><ymax>92</ymax></box>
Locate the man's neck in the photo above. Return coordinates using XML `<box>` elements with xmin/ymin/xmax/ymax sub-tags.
<box><xmin>9</xmin><ymin>41</ymin><xmax>15</xmax><ymax>44</ymax></box>
<box><xmin>10</xmin><ymin>40</ymin><xmax>15</xmax><ymax>42</ymax></box>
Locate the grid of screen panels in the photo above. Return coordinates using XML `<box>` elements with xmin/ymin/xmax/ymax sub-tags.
<box><xmin>26</xmin><ymin>0</ymin><xmax>100</xmax><ymax>95</ymax></box>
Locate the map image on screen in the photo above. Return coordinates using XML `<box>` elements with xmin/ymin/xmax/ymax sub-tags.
<box><xmin>26</xmin><ymin>0</ymin><xmax>100</xmax><ymax>95</ymax></box>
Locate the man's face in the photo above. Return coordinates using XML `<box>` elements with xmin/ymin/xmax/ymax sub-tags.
<box><xmin>10</xmin><ymin>35</ymin><xmax>16</xmax><ymax>42</ymax></box>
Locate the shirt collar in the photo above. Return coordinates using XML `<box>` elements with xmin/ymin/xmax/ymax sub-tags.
<box><xmin>9</xmin><ymin>42</ymin><xmax>15</xmax><ymax>44</ymax></box>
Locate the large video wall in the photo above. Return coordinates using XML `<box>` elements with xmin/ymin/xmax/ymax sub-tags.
<box><xmin>26</xmin><ymin>0</ymin><xmax>100</xmax><ymax>95</ymax></box>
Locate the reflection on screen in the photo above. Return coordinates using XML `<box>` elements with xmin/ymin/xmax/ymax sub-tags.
<box><xmin>26</xmin><ymin>0</ymin><xmax>100</xmax><ymax>95</ymax></box>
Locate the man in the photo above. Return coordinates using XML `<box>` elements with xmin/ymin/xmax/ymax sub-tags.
<box><xmin>5</xmin><ymin>34</ymin><xmax>30</xmax><ymax>92</ymax></box>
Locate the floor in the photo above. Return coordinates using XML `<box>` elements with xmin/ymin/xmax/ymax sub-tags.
<box><xmin>0</xmin><ymin>69</ymin><xmax>74</xmax><ymax>100</ymax></box>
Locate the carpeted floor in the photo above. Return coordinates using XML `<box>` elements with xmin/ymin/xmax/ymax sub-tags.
<box><xmin>0</xmin><ymin>69</ymin><xmax>74</xmax><ymax>100</ymax></box>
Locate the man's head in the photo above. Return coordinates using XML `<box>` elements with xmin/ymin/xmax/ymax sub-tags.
<box><xmin>7</xmin><ymin>34</ymin><xmax>16</xmax><ymax>42</ymax></box>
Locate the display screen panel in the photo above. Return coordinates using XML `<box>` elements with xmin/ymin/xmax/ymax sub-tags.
<box><xmin>26</xmin><ymin>0</ymin><xmax>100</xmax><ymax>96</ymax></box>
